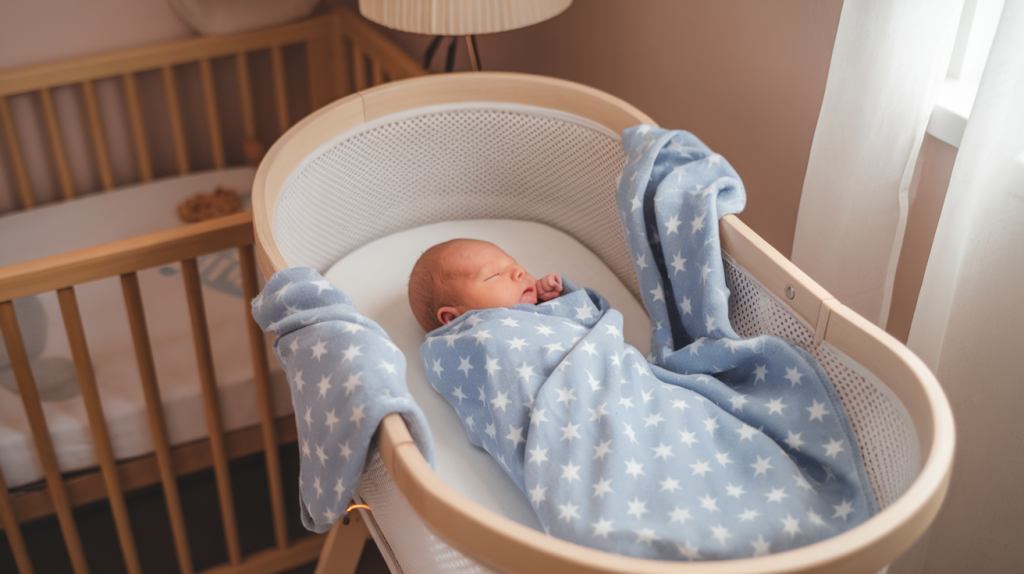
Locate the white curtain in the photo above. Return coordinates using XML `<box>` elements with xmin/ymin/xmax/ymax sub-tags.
<box><xmin>791</xmin><ymin>0</ymin><xmax>963</xmax><ymax>326</ymax></box>
<box><xmin>907</xmin><ymin>1</ymin><xmax>1024</xmax><ymax>571</ymax></box>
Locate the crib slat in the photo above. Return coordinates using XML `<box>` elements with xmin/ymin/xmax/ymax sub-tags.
<box><xmin>235</xmin><ymin>53</ymin><xmax>257</xmax><ymax>141</ymax></box>
<box><xmin>352</xmin><ymin>45</ymin><xmax>367</xmax><ymax>91</ymax></box>
<box><xmin>56</xmin><ymin>287</ymin><xmax>143</xmax><ymax>574</ymax></box>
<box><xmin>181</xmin><ymin>258</ymin><xmax>243</xmax><ymax>565</ymax></box>
<box><xmin>0</xmin><ymin>464</ymin><xmax>34</xmax><ymax>574</ymax></box>
<box><xmin>238</xmin><ymin>245</ymin><xmax>289</xmax><ymax>549</ymax></box>
<box><xmin>80</xmin><ymin>81</ymin><xmax>114</xmax><ymax>191</ymax></box>
<box><xmin>371</xmin><ymin>59</ymin><xmax>384</xmax><ymax>87</ymax></box>
<box><xmin>333</xmin><ymin>31</ymin><xmax>353</xmax><ymax>97</ymax></box>
<box><xmin>120</xmin><ymin>272</ymin><xmax>195</xmax><ymax>574</ymax></box>
<box><xmin>0</xmin><ymin>96</ymin><xmax>35</xmax><ymax>209</ymax></box>
<box><xmin>162</xmin><ymin>66</ymin><xmax>190</xmax><ymax>175</ymax></box>
<box><xmin>0</xmin><ymin>301</ymin><xmax>90</xmax><ymax>574</ymax></box>
<box><xmin>121</xmin><ymin>73</ymin><xmax>153</xmax><ymax>182</ymax></box>
<box><xmin>306</xmin><ymin>36</ymin><xmax>333</xmax><ymax>110</ymax></box>
<box><xmin>39</xmin><ymin>88</ymin><xmax>75</xmax><ymax>200</ymax></box>
<box><xmin>199</xmin><ymin>59</ymin><xmax>226</xmax><ymax>169</ymax></box>
<box><xmin>271</xmin><ymin>46</ymin><xmax>290</xmax><ymax>134</ymax></box>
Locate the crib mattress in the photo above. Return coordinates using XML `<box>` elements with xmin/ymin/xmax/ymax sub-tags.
<box><xmin>0</xmin><ymin>168</ymin><xmax>290</xmax><ymax>488</ymax></box>
<box><xmin>324</xmin><ymin>219</ymin><xmax>653</xmax><ymax>530</ymax></box>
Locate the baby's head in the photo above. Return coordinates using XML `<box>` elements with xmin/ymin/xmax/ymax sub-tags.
<box><xmin>409</xmin><ymin>239</ymin><xmax>539</xmax><ymax>331</ymax></box>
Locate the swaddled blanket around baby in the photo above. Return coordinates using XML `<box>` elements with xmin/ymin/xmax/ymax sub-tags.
<box><xmin>420</xmin><ymin>126</ymin><xmax>877</xmax><ymax>560</ymax></box>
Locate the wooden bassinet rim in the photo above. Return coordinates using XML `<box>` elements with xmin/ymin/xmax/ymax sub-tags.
<box><xmin>251</xmin><ymin>72</ymin><xmax>955</xmax><ymax>574</ymax></box>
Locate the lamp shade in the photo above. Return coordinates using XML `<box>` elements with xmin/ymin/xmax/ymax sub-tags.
<box><xmin>359</xmin><ymin>0</ymin><xmax>572</xmax><ymax>36</ymax></box>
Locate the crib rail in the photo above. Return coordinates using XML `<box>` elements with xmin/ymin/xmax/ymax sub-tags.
<box><xmin>0</xmin><ymin>213</ymin><xmax>322</xmax><ymax>574</ymax></box>
<box><xmin>0</xmin><ymin>7</ymin><xmax>425</xmax><ymax>214</ymax></box>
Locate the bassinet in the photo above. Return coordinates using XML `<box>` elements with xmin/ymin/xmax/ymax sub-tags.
<box><xmin>251</xmin><ymin>72</ymin><xmax>955</xmax><ymax>574</ymax></box>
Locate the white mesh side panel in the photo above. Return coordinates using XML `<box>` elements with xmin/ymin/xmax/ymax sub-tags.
<box><xmin>356</xmin><ymin>448</ymin><xmax>498</xmax><ymax>574</ymax></box>
<box><xmin>273</xmin><ymin>107</ymin><xmax>639</xmax><ymax>300</ymax></box>
<box><xmin>724</xmin><ymin>256</ymin><xmax>920</xmax><ymax>510</ymax></box>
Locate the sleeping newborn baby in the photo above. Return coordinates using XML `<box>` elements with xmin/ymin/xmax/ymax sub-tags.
<box><xmin>410</xmin><ymin>130</ymin><xmax>876</xmax><ymax>561</ymax></box>
<box><xmin>408</xmin><ymin>238</ymin><xmax>563</xmax><ymax>331</ymax></box>
<box><xmin>412</xmin><ymin>236</ymin><xmax>877</xmax><ymax>561</ymax></box>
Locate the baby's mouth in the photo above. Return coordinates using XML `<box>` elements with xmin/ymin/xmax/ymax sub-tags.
<box><xmin>520</xmin><ymin>286</ymin><xmax>537</xmax><ymax>304</ymax></box>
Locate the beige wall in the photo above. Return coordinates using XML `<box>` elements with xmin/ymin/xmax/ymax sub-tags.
<box><xmin>0</xmin><ymin>0</ymin><xmax>193</xmax><ymax>71</ymax></box>
<box><xmin>345</xmin><ymin>0</ymin><xmax>845</xmax><ymax>259</ymax></box>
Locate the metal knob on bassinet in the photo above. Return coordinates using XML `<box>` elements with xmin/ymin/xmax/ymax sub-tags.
<box><xmin>251</xmin><ymin>72</ymin><xmax>954</xmax><ymax>574</ymax></box>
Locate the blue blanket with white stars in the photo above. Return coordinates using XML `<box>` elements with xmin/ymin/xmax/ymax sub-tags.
<box><xmin>251</xmin><ymin>269</ymin><xmax>433</xmax><ymax>533</ymax></box>
<box><xmin>419</xmin><ymin>125</ymin><xmax>877</xmax><ymax>561</ymax></box>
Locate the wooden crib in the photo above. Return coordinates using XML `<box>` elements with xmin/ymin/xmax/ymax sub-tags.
<box><xmin>0</xmin><ymin>8</ymin><xmax>423</xmax><ymax>574</ymax></box>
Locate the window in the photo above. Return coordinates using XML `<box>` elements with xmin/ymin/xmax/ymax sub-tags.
<box><xmin>926</xmin><ymin>0</ymin><xmax>1004</xmax><ymax>147</ymax></box>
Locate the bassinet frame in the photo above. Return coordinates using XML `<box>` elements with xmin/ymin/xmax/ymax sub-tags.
<box><xmin>251</xmin><ymin>73</ymin><xmax>955</xmax><ymax>574</ymax></box>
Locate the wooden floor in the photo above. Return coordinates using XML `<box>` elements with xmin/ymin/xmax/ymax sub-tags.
<box><xmin>0</xmin><ymin>443</ymin><xmax>390</xmax><ymax>574</ymax></box>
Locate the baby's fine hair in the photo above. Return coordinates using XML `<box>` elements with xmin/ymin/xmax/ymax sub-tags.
<box><xmin>408</xmin><ymin>240</ymin><xmax>468</xmax><ymax>332</ymax></box>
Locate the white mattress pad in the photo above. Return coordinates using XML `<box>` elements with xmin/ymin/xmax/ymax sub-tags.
<box><xmin>324</xmin><ymin>219</ymin><xmax>652</xmax><ymax>530</ymax></box>
<box><xmin>0</xmin><ymin>168</ymin><xmax>290</xmax><ymax>488</ymax></box>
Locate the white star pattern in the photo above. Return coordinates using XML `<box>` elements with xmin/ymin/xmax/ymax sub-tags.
<box><xmin>560</xmin><ymin>423</ymin><xmax>582</xmax><ymax>442</ymax></box>
<box><xmin>784</xmin><ymin>367</ymin><xmax>804</xmax><ymax>386</ymax></box>
<box><xmin>751</xmin><ymin>535</ymin><xmax>771</xmax><ymax>557</ymax></box>
<box><xmin>560</xmin><ymin>461</ymin><xmax>582</xmax><ymax>483</ymax></box>
<box><xmin>690</xmin><ymin>460</ymin><xmax>712</xmax><ymax>477</ymax></box>
<box><xmin>699</xmin><ymin>494</ymin><xmax>720</xmax><ymax>513</ymax></box>
<box><xmin>807</xmin><ymin>400</ymin><xmax>830</xmax><ymax>422</ymax></box>
<box><xmin>349</xmin><ymin>404</ymin><xmax>366</xmax><ymax>427</ymax></box>
<box><xmin>652</xmin><ymin>443</ymin><xmax>674</xmax><ymax>461</ymax></box>
<box><xmin>484</xmin><ymin>356</ymin><xmax>502</xmax><ymax>376</ymax></box>
<box><xmin>340</xmin><ymin>344</ymin><xmax>361</xmax><ymax>363</ymax></box>
<box><xmin>626</xmin><ymin>497</ymin><xmax>649</xmax><ymax>520</ymax></box>
<box><xmin>739</xmin><ymin>508</ymin><xmax>761</xmax><ymax>522</ymax></box>
<box><xmin>784</xmin><ymin>431</ymin><xmax>806</xmax><ymax>450</ymax></box>
<box><xmin>559</xmin><ymin>501</ymin><xmax>581</xmax><ymax>522</ymax></box>
<box><xmin>592</xmin><ymin>477</ymin><xmax>614</xmax><ymax>499</ymax></box>
<box><xmin>317</xmin><ymin>375</ymin><xmax>332</xmax><ymax>399</ymax></box>
<box><xmin>751</xmin><ymin>456</ymin><xmax>773</xmax><ymax>477</ymax></box>
<box><xmin>650</xmin><ymin>283</ymin><xmax>665</xmax><ymax>303</ymax></box>
<box><xmin>324</xmin><ymin>409</ymin><xmax>340</xmax><ymax>433</ymax></box>
<box><xmin>823</xmin><ymin>438</ymin><xmax>846</xmax><ymax>459</ymax></box>
<box><xmin>592</xmin><ymin>517</ymin><xmax>614</xmax><ymax>538</ymax></box>
<box><xmin>529</xmin><ymin>485</ymin><xmax>547</xmax><ymax>505</ymax></box>
<box><xmin>491</xmin><ymin>391</ymin><xmax>511</xmax><ymax>412</ymax></box>
<box><xmin>833</xmin><ymin>499</ymin><xmax>855</xmax><ymax>520</ymax></box>
<box><xmin>515</xmin><ymin>362</ymin><xmax>536</xmax><ymax>382</ymax></box>
<box><xmin>753</xmin><ymin>364</ymin><xmax>768</xmax><ymax>383</ymax></box>
<box><xmin>311</xmin><ymin>340</ymin><xmax>328</xmax><ymax>361</ymax></box>
<box><xmin>506</xmin><ymin>425</ymin><xmax>525</xmax><ymax>448</ymax></box>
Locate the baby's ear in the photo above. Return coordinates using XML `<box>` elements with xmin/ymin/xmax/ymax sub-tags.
<box><xmin>437</xmin><ymin>306</ymin><xmax>460</xmax><ymax>326</ymax></box>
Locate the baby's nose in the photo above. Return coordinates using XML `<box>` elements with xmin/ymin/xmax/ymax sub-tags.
<box><xmin>512</xmin><ymin>265</ymin><xmax>525</xmax><ymax>280</ymax></box>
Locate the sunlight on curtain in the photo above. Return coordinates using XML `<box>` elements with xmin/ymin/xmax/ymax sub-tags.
<box><xmin>908</xmin><ymin>0</ymin><xmax>1024</xmax><ymax>571</ymax></box>
<box><xmin>791</xmin><ymin>0</ymin><xmax>963</xmax><ymax>326</ymax></box>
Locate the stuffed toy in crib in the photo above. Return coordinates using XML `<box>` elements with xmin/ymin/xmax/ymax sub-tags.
<box><xmin>252</xmin><ymin>126</ymin><xmax>877</xmax><ymax>561</ymax></box>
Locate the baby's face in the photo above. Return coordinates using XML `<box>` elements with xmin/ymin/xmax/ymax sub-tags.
<box><xmin>444</xmin><ymin>241</ymin><xmax>539</xmax><ymax>313</ymax></box>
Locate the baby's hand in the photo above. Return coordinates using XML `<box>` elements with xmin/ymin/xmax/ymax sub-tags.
<box><xmin>536</xmin><ymin>274</ymin><xmax>563</xmax><ymax>302</ymax></box>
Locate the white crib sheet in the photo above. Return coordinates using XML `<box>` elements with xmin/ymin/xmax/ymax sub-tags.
<box><xmin>324</xmin><ymin>219</ymin><xmax>653</xmax><ymax>531</ymax></box>
<box><xmin>0</xmin><ymin>168</ymin><xmax>290</xmax><ymax>488</ymax></box>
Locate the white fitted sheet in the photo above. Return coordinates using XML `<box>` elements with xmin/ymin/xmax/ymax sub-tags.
<box><xmin>0</xmin><ymin>168</ymin><xmax>291</xmax><ymax>488</ymax></box>
<box><xmin>324</xmin><ymin>219</ymin><xmax>652</xmax><ymax>530</ymax></box>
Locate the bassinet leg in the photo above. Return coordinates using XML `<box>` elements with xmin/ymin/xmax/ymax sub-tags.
<box><xmin>315</xmin><ymin>510</ymin><xmax>372</xmax><ymax>574</ymax></box>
